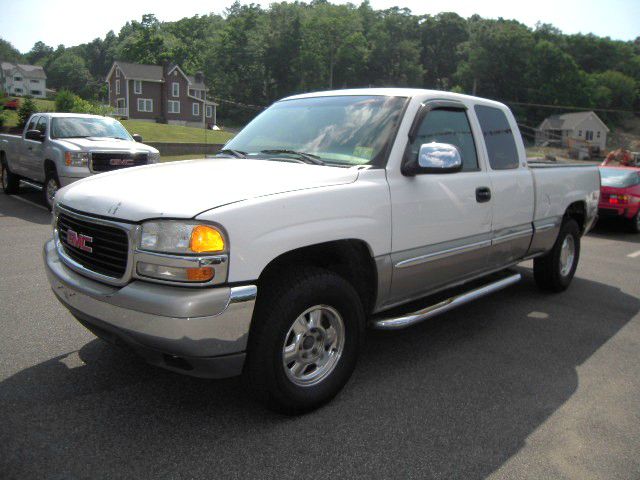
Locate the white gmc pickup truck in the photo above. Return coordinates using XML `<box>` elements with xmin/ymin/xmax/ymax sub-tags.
<box><xmin>43</xmin><ymin>89</ymin><xmax>599</xmax><ymax>413</ymax></box>
<box><xmin>0</xmin><ymin>113</ymin><xmax>160</xmax><ymax>210</ymax></box>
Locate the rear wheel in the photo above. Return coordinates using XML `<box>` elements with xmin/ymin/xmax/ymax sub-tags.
<box><xmin>534</xmin><ymin>219</ymin><xmax>580</xmax><ymax>292</ymax></box>
<box><xmin>245</xmin><ymin>266</ymin><xmax>364</xmax><ymax>414</ymax></box>
<box><xmin>43</xmin><ymin>168</ymin><xmax>60</xmax><ymax>211</ymax></box>
<box><xmin>1</xmin><ymin>157</ymin><xmax>20</xmax><ymax>194</ymax></box>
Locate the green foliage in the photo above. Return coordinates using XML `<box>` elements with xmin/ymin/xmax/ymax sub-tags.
<box><xmin>18</xmin><ymin>97</ymin><xmax>38</xmax><ymax>128</ymax></box>
<box><xmin>55</xmin><ymin>89</ymin><xmax>76</xmax><ymax>112</ymax></box>
<box><xmin>8</xmin><ymin>3</ymin><xmax>640</xmax><ymax>128</ymax></box>
<box><xmin>0</xmin><ymin>37</ymin><xmax>23</xmax><ymax>62</ymax></box>
<box><xmin>55</xmin><ymin>89</ymin><xmax>109</xmax><ymax>115</ymax></box>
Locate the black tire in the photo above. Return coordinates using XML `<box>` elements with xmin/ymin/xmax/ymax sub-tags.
<box><xmin>629</xmin><ymin>212</ymin><xmax>640</xmax><ymax>234</ymax></box>
<box><xmin>1</xmin><ymin>156</ymin><xmax>20</xmax><ymax>194</ymax></box>
<box><xmin>245</xmin><ymin>266</ymin><xmax>364</xmax><ymax>414</ymax></box>
<box><xmin>43</xmin><ymin>168</ymin><xmax>60</xmax><ymax>211</ymax></box>
<box><xmin>534</xmin><ymin>219</ymin><xmax>580</xmax><ymax>293</ymax></box>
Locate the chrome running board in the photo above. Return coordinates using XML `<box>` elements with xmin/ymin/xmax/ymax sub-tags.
<box><xmin>19</xmin><ymin>179</ymin><xmax>43</xmax><ymax>191</ymax></box>
<box><xmin>371</xmin><ymin>273</ymin><xmax>522</xmax><ymax>330</ymax></box>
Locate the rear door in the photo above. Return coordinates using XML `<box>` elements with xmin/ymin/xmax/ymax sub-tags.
<box><xmin>473</xmin><ymin>105</ymin><xmax>534</xmax><ymax>267</ymax></box>
<box><xmin>386</xmin><ymin>100</ymin><xmax>493</xmax><ymax>306</ymax></box>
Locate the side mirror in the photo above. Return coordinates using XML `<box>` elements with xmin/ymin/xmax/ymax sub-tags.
<box><xmin>132</xmin><ymin>134</ymin><xmax>143</xmax><ymax>143</ymax></box>
<box><xmin>403</xmin><ymin>142</ymin><xmax>463</xmax><ymax>175</ymax></box>
<box><xmin>25</xmin><ymin>129</ymin><xmax>45</xmax><ymax>142</ymax></box>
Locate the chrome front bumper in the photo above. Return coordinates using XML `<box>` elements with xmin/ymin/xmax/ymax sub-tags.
<box><xmin>43</xmin><ymin>239</ymin><xmax>257</xmax><ymax>378</ymax></box>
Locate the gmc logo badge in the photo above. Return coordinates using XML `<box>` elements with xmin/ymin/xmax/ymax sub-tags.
<box><xmin>110</xmin><ymin>158</ymin><xmax>134</xmax><ymax>166</ymax></box>
<box><xmin>66</xmin><ymin>229</ymin><xmax>93</xmax><ymax>253</ymax></box>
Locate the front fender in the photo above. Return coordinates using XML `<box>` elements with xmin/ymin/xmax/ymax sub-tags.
<box><xmin>197</xmin><ymin>169</ymin><xmax>391</xmax><ymax>283</ymax></box>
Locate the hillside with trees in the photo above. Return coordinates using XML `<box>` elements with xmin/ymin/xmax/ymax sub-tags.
<box><xmin>2</xmin><ymin>0</ymin><xmax>638</xmax><ymax>128</ymax></box>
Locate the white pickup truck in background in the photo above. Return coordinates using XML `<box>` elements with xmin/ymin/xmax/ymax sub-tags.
<box><xmin>43</xmin><ymin>89</ymin><xmax>600</xmax><ymax>413</ymax></box>
<box><xmin>0</xmin><ymin>113</ymin><xmax>160</xmax><ymax>209</ymax></box>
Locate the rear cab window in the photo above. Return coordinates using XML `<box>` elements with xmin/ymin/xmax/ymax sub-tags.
<box><xmin>474</xmin><ymin>105</ymin><xmax>519</xmax><ymax>170</ymax></box>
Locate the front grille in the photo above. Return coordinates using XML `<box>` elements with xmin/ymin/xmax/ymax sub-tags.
<box><xmin>91</xmin><ymin>152</ymin><xmax>148</xmax><ymax>172</ymax></box>
<box><xmin>57</xmin><ymin>212</ymin><xmax>129</xmax><ymax>278</ymax></box>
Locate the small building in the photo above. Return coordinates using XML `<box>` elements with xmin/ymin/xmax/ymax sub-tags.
<box><xmin>0</xmin><ymin>62</ymin><xmax>47</xmax><ymax>98</ymax></box>
<box><xmin>536</xmin><ymin>111</ymin><xmax>609</xmax><ymax>151</ymax></box>
<box><xmin>105</xmin><ymin>61</ymin><xmax>217</xmax><ymax>127</ymax></box>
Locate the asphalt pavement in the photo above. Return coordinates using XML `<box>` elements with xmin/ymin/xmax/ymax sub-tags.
<box><xmin>1</xmin><ymin>187</ymin><xmax>639</xmax><ymax>480</ymax></box>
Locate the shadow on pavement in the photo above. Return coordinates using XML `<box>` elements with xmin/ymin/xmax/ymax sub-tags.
<box><xmin>589</xmin><ymin>218</ymin><xmax>640</xmax><ymax>245</ymax></box>
<box><xmin>0</xmin><ymin>189</ymin><xmax>51</xmax><ymax>226</ymax></box>
<box><xmin>1</xmin><ymin>270</ymin><xmax>639</xmax><ymax>479</ymax></box>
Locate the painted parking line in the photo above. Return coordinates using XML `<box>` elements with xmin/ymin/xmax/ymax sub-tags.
<box><xmin>627</xmin><ymin>250</ymin><xmax>640</xmax><ymax>258</ymax></box>
<box><xmin>10</xmin><ymin>195</ymin><xmax>49</xmax><ymax>212</ymax></box>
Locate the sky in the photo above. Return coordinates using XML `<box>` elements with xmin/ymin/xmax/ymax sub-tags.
<box><xmin>1</xmin><ymin>0</ymin><xmax>638</xmax><ymax>53</ymax></box>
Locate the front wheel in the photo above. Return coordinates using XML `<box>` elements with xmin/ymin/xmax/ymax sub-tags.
<box><xmin>245</xmin><ymin>266</ymin><xmax>364</xmax><ymax>414</ymax></box>
<box><xmin>534</xmin><ymin>219</ymin><xmax>580</xmax><ymax>292</ymax></box>
<box><xmin>43</xmin><ymin>169</ymin><xmax>60</xmax><ymax>211</ymax></box>
<box><xmin>1</xmin><ymin>158</ymin><xmax>20</xmax><ymax>194</ymax></box>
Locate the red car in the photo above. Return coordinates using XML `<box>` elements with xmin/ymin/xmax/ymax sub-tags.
<box><xmin>598</xmin><ymin>166</ymin><xmax>640</xmax><ymax>232</ymax></box>
<box><xmin>3</xmin><ymin>98</ymin><xmax>20</xmax><ymax>110</ymax></box>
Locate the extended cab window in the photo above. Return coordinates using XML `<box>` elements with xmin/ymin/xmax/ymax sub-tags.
<box><xmin>35</xmin><ymin>117</ymin><xmax>47</xmax><ymax>135</ymax></box>
<box><xmin>408</xmin><ymin>108</ymin><xmax>478</xmax><ymax>171</ymax></box>
<box><xmin>474</xmin><ymin>105</ymin><xmax>519</xmax><ymax>170</ymax></box>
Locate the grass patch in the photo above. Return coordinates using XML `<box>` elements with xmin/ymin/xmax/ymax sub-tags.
<box><xmin>121</xmin><ymin>120</ymin><xmax>234</xmax><ymax>144</ymax></box>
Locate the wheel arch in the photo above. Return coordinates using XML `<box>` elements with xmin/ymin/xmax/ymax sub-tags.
<box><xmin>256</xmin><ymin>238</ymin><xmax>379</xmax><ymax>315</ymax></box>
<box><xmin>564</xmin><ymin>201</ymin><xmax>587</xmax><ymax>233</ymax></box>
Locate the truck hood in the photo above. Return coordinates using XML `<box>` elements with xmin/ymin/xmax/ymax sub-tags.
<box><xmin>56</xmin><ymin>158</ymin><xmax>360</xmax><ymax>221</ymax></box>
<box><xmin>55</xmin><ymin>137</ymin><xmax>158</xmax><ymax>152</ymax></box>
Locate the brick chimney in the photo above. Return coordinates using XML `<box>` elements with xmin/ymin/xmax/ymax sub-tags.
<box><xmin>195</xmin><ymin>71</ymin><xmax>204</xmax><ymax>84</ymax></box>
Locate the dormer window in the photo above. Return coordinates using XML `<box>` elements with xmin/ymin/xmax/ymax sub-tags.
<box><xmin>115</xmin><ymin>68</ymin><xmax>120</xmax><ymax>78</ymax></box>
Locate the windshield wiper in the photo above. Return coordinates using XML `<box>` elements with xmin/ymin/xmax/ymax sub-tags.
<box><xmin>260</xmin><ymin>149</ymin><xmax>325</xmax><ymax>165</ymax></box>
<box><xmin>217</xmin><ymin>149</ymin><xmax>247</xmax><ymax>158</ymax></box>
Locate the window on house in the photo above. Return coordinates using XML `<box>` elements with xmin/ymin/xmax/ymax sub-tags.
<box><xmin>15</xmin><ymin>87</ymin><xmax>22</xmax><ymax>93</ymax></box>
<box><xmin>134</xmin><ymin>80</ymin><xmax>142</xmax><ymax>94</ymax></box>
<box><xmin>597</xmin><ymin>131</ymin><xmax>601</xmax><ymax>138</ymax></box>
<box><xmin>189</xmin><ymin>89</ymin><xmax>195</xmax><ymax>97</ymax></box>
<box><xmin>578</xmin><ymin>130</ymin><xmax>582</xmax><ymax>136</ymax></box>
<box><xmin>172</xmin><ymin>82</ymin><xmax>179</xmax><ymax>97</ymax></box>
<box><xmin>30</xmin><ymin>90</ymin><xmax>42</xmax><ymax>96</ymax></box>
<box><xmin>115</xmin><ymin>79</ymin><xmax>120</xmax><ymax>95</ymax></box>
<box><xmin>586</xmin><ymin>130</ymin><xmax>594</xmax><ymax>141</ymax></box>
<box><xmin>206</xmin><ymin>105</ymin><xmax>213</xmax><ymax>118</ymax></box>
<box><xmin>137</xmin><ymin>98</ymin><xmax>153</xmax><ymax>112</ymax></box>
<box><xmin>30</xmin><ymin>79</ymin><xmax>39</xmax><ymax>84</ymax></box>
<box><xmin>168</xmin><ymin>100</ymin><xmax>180</xmax><ymax>113</ymax></box>
<box><xmin>409</xmin><ymin>108</ymin><xmax>479</xmax><ymax>172</ymax></box>
<box><xmin>14</xmin><ymin>76</ymin><xmax>22</xmax><ymax>81</ymax></box>
<box><xmin>474</xmin><ymin>105</ymin><xmax>519</xmax><ymax>170</ymax></box>
<box><xmin>115</xmin><ymin>68</ymin><xmax>120</xmax><ymax>78</ymax></box>
<box><xmin>192</xmin><ymin>102</ymin><xmax>199</xmax><ymax>116</ymax></box>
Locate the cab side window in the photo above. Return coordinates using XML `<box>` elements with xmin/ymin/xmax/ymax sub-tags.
<box><xmin>35</xmin><ymin>117</ymin><xmax>47</xmax><ymax>135</ymax></box>
<box><xmin>408</xmin><ymin>108</ymin><xmax>479</xmax><ymax>172</ymax></box>
<box><xmin>27</xmin><ymin>116</ymin><xmax>39</xmax><ymax>131</ymax></box>
<box><xmin>474</xmin><ymin>105</ymin><xmax>519</xmax><ymax>170</ymax></box>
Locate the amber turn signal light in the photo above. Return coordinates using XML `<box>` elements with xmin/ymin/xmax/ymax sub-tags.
<box><xmin>189</xmin><ymin>225</ymin><xmax>225</xmax><ymax>253</ymax></box>
<box><xmin>186</xmin><ymin>266</ymin><xmax>214</xmax><ymax>281</ymax></box>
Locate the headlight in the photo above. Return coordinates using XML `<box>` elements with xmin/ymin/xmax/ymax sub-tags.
<box><xmin>148</xmin><ymin>152</ymin><xmax>161</xmax><ymax>164</ymax></box>
<box><xmin>139</xmin><ymin>221</ymin><xmax>226</xmax><ymax>254</ymax></box>
<box><xmin>64</xmin><ymin>151</ymin><xmax>89</xmax><ymax>167</ymax></box>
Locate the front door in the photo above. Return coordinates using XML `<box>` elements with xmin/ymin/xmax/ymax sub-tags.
<box><xmin>23</xmin><ymin>116</ymin><xmax>47</xmax><ymax>181</ymax></box>
<box><xmin>386</xmin><ymin>102</ymin><xmax>493</xmax><ymax>307</ymax></box>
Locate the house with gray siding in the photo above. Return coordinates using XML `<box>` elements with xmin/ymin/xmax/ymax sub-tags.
<box><xmin>1</xmin><ymin>61</ymin><xmax>47</xmax><ymax>98</ymax></box>
<box><xmin>105</xmin><ymin>61</ymin><xmax>217</xmax><ymax>127</ymax></box>
<box><xmin>536</xmin><ymin>111</ymin><xmax>609</xmax><ymax>151</ymax></box>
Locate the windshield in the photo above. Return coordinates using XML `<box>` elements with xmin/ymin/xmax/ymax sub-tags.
<box><xmin>600</xmin><ymin>168</ymin><xmax>640</xmax><ymax>188</ymax></box>
<box><xmin>224</xmin><ymin>95</ymin><xmax>407</xmax><ymax>166</ymax></box>
<box><xmin>51</xmin><ymin>117</ymin><xmax>132</xmax><ymax>140</ymax></box>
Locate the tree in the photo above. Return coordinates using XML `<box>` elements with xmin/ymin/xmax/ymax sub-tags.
<box><xmin>55</xmin><ymin>90</ymin><xmax>76</xmax><ymax>112</ymax></box>
<box><xmin>0</xmin><ymin>38</ymin><xmax>22</xmax><ymax>63</ymax></box>
<box><xmin>45</xmin><ymin>51</ymin><xmax>94</xmax><ymax>98</ymax></box>
<box><xmin>18</xmin><ymin>97</ymin><xmax>37</xmax><ymax>128</ymax></box>
<box><xmin>25</xmin><ymin>41</ymin><xmax>54</xmax><ymax>65</ymax></box>
<box><xmin>420</xmin><ymin>12</ymin><xmax>468</xmax><ymax>89</ymax></box>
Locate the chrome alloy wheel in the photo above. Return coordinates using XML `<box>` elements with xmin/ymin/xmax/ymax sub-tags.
<box><xmin>559</xmin><ymin>235</ymin><xmax>575</xmax><ymax>277</ymax></box>
<box><xmin>46</xmin><ymin>177</ymin><xmax>58</xmax><ymax>207</ymax></box>
<box><xmin>282</xmin><ymin>305</ymin><xmax>345</xmax><ymax>387</ymax></box>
